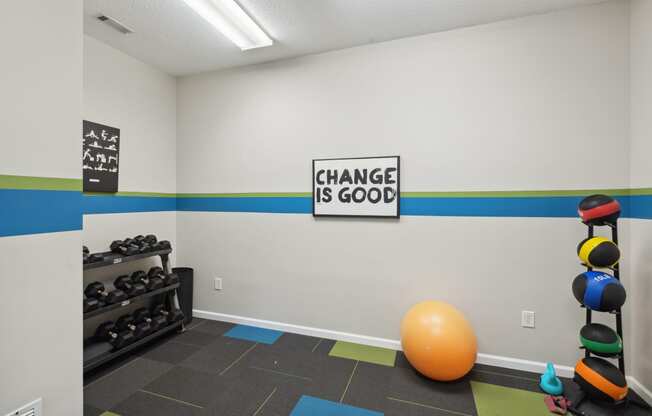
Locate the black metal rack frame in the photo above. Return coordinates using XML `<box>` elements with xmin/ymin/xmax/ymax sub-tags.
<box><xmin>84</xmin><ymin>283</ymin><xmax>179</xmax><ymax>320</ymax></box>
<box><xmin>83</xmin><ymin>248</ymin><xmax>184</xmax><ymax>373</ymax></box>
<box><xmin>84</xmin><ymin>248</ymin><xmax>172</xmax><ymax>270</ymax></box>
<box><xmin>84</xmin><ymin>321</ymin><xmax>182</xmax><ymax>372</ymax></box>
<box><xmin>582</xmin><ymin>223</ymin><xmax>625</xmax><ymax>371</ymax></box>
<box><xmin>577</xmin><ymin>220</ymin><xmax>649</xmax><ymax>411</ymax></box>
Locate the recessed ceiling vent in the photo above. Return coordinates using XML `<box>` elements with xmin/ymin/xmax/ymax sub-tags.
<box><xmin>97</xmin><ymin>14</ymin><xmax>135</xmax><ymax>35</ymax></box>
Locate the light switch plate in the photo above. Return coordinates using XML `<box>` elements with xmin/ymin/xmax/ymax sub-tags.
<box><xmin>5</xmin><ymin>398</ymin><xmax>42</xmax><ymax>416</ymax></box>
<box><xmin>521</xmin><ymin>311</ymin><xmax>535</xmax><ymax>328</ymax></box>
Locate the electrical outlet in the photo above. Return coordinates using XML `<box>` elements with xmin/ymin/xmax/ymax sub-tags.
<box><xmin>214</xmin><ymin>278</ymin><xmax>222</xmax><ymax>291</ymax></box>
<box><xmin>521</xmin><ymin>310</ymin><xmax>535</xmax><ymax>328</ymax></box>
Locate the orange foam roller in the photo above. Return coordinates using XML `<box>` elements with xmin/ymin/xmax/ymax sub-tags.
<box><xmin>401</xmin><ymin>301</ymin><xmax>477</xmax><ymax>381</ymax></box>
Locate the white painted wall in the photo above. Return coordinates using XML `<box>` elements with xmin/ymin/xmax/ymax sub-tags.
<box><xmin>178</xmin><ymin>2</ymin><xmax>629</xmax><ymax>193</ymax></box>
<box><xmin>629</xmin><ymin>220</ymin><xmax>652</xmax><ymax>394</ymax></box>
<box><xmin>83</xmin><ymin>35</ymin><xmax>177</xmax><ymax>194</ymax></box>
<box><xmin>82</xmin><ymin>212</ymin><xmax>177</xmax><ymax>263</ymax></box>
<box><xmin>83</xmin><ymin>36</ymin><xmax>178</xmax><ymax>288</ymax></box>
<box><xmin>630</xmin><ymin>0</ymin><xmax>652</xmax><ymax>189</ymax></box>
<box><xmin>629</xmin><ymin>0</ymin><xmax>652</xmax><ymax>393</ymax></box>
<box><xmin>0</xmin><ymin>3</ymin><xmax>82</xmax><ymax>180</ymax></box>
<box><xmin>0</xmin><ymin>1</ymin><xmax>83</xmax><ymax>415</ymax></box>
<box><xmin>83</xmin><ymin>36</ymin><xmax>179</xmax><ymax>351</ymax></box>
<box><xmin>176</xmin><ymin>0</ymin><xmax>631</xmax><ymax>369</ymax></box>
<box><xmin>0</xmin><ymin>233</ymin><xmax>83</xmax><ymax>415</ymax></box>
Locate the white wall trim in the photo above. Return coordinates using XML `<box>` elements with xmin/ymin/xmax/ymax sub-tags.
<box><xmin>474</xmin><ymin>353</ymin><xmax>575</xmax><ymax>378</ymax></box>
<box><xmin>627</xmin><ymin>375</ymin><xmax>652</xmax><ymax>406</ymax></box>
<box><xmin>193</xmin><ymin>309</ymin><xmax>402</xmax><ymax>350</ymax></box>
<box><xmin>193</xmin><ymin>309</ymin><xmax>651</xmax><ymax>404</ymax></box>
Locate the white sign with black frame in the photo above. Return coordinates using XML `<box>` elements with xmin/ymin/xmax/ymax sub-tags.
<box><xmin>312</xmin><ymin>156</ymin><xmax>400</xmax><ymax>218</ymax></box>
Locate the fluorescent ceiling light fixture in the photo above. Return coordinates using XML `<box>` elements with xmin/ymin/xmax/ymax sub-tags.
<box><xmin>181</xmin><ymin>0</ymin><xmax>273</xmax><ymax>50</ymax></box>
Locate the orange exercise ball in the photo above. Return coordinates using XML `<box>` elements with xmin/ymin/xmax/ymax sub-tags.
<box><xmin>401</xmin><ymin>301</ymin><xmax>477</xmax><ymax>381</ymax></box>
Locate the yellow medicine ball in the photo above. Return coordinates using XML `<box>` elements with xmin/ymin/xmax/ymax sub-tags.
<box><xmin>577</xmin><ymin>237</ymin><xmax>620</xmax><ymax>268</ymax></box>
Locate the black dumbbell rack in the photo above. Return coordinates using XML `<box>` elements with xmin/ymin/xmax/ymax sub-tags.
<box><xmin>84</xmin><ymin>247</ymin><xmax>173</xmax><ymax>271</ymax></box>
<box><xmin>83</xmin><ymin>247</ymin><xmax>184</xmax><ymax>373</ymax></box>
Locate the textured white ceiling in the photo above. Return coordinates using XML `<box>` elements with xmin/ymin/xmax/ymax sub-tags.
<box><xmin>84</xmin><ymin>0</ymin><xmax>606</xmax><ymax>76</ymax></box>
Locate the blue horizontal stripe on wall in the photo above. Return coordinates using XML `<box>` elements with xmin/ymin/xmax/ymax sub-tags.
<box><xmin>402</xmin><ymin>196</ymin><xmax>632</xmax><ymax>218</ymax></box>
<box><xmin>0</xmin><ymin>189</ymin><xmax>82</xmax><ymax>237</ymax></box>
<box><xmin>176</xmin><ymin>197</ymin><xmax>312</xmax><ymax>214</ymax></box>
<box><xmin>2</xmin><ymin>191</ymin><xmax>651</xmax><ymax>238</ymax></box>
<box><xmin>177</xmin><ymin>196</ymin><xmax>639</xmax><ymax>218</ymax></box>
<box><xmin>630</xmin><ymin>195</ymin><xmax>652</xmax><ymax>219</ymax></box>
<box><xmin>91</xmin><ymin>194</ymin><xmax>652</xmax><ymax>219</ymax></box>
<box><xmin>82</xmin><ymin>194</ymin><xmax>177</xmax><ymax>214</ymax></box>
<box><xmin>90</xmin><ymin>194</ymin><xmax>652</xmax><ymax>219</ymax></box>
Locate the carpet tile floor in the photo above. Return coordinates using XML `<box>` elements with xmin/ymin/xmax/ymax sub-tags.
<box><xmin>83</xmin><ymin>318</ymin><xmax>651</xmax><ymax>416</ymax></box>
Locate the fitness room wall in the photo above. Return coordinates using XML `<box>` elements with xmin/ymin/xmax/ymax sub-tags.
<box><xmin>2</xmin><ymin>1</ymin><xmax>652</xmax><ymax>416</ymax></box>
<box><xmin>629</xmin><ymin>0</ymin><xmax>652</xmax><ymax>395</ymax></box>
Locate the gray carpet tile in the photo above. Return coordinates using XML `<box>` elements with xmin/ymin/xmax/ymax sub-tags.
<box><xmin>179</xmin><ymin>336</ymin><xmax>256</xmax><ymax>374</ymax></box>
<box><xmin>111</xmin><ymin>390</ymin><xmax>204</xmax><ymax>416</ymax></box>
<box><xmin>141</xmin><ymin>339</ymin><xmax>202</xmax><ymax>365</ymax></box>
<box><xmin>84</xmin><ymin>358</ymin><xmax>173</xmax><ymax>410</ymax></box>
<box><xmin>83</xmin><ymin>320</ymin><xmax>651</xmax><ymax>416</ymax></box>
<box><xmin>143</xmin><ymin>366</ymin><xmax>227</xmax><ymax>408</ymax></box>
<box><xmin>190</xmin><ymin>320</ymin><xmax>235</xmax><ymax>336</ymax></box>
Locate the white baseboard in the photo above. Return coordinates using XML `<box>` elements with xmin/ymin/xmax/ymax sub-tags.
<box><xmin>193</xmin><ymin>309</ymin><xmax>402</xmax><ymax>350</ymax></box>
<box><xmin>193</xmin><ymin>309</ymin><xmax>651</xmax><ymax>404</ymax></box>
<box><xmin>627</xmin><ymin>375</ymin><xmax>652</xmax><ymax>405</ymax></box>
<box><xmin>475</xmin><ymin>353</ymin><xmax>575</xmax><ymax>378</ymax></box>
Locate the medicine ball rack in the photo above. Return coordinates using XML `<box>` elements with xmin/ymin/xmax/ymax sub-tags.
<box><xmin>580</xmin><ymin>223</ymin><xmax>625</xmax><ymax>372</ymax></box>
<box><xmin>575</xmin><ymin>220</ymin><xmax>649</xmax><ymax>411</ymax></box>
<box><xmin>83</xmin><ymin>247</ymin><xmax>184</xmax><ymax>373</ymax></box>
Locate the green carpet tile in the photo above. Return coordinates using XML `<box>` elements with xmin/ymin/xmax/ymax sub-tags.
<box><xmin>329</xmin><ymin>341</ymin><xmax>397</xmax><ymax>367</ymax></box>
<box><xmin>471</xmin><ymin>381</ymin><xmax>550</xmax><ymax>416</ymax></box>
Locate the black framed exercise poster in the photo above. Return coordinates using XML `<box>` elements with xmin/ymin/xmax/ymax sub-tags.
<box><xmin>82</xmin><ymin>120</ymin><xmax>120</xmax><ymax>193</ymax></box>
<box><xmin>312</xmin><ymin>156</ymin><xmax>400</xmax><ymax>218</ymax></box>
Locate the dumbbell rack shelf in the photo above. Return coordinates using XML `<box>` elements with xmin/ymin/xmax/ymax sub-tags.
<box><xmin>84</xmin><ymin>283</ymin><xmax>179</xmax><ymax>320</ymax></box>
<box><xmin>84</xmin><ymin>248</ymin><xmax>172</xmax><ymax>270</ymax></box>
<box><xmin>84</xmin><ymin>321</ymin><xmax>183</xmax><ymax>372</ymax></box>
<box><xmin>83</xmin><ymin>246</ymin><xmax>183</xmax><ymax>374</ymax></box>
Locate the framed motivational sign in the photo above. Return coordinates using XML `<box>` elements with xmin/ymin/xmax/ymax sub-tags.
<box><xmin>312</xmin><ymin>156</ymin><xmax>400</xmax><ymax>218</ymax></box>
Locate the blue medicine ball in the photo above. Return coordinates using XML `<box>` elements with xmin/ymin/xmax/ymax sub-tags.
<box><xmin>572</xmin><ymin>271</ymin><xmax>626</xmax><ymax>312</ymax></box>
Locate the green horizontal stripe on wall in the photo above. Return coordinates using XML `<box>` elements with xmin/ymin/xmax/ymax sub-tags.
<box><xmin>84</xmin><ymin>191</ymin><xmax>177</xmax><ymax>198</ymax></box>
<box><xmin>177</xmin><ymin>189</ymin><xmax>652</xmax><ymax>198</ymax></box>
<box><xmin>402</xmin><ymin>188</ymin><xmax>635</xmax><ymax>198</ymax></box>
<box><xmin>630</xmin><ymin>188</ymin><xmax>652</xmax><ymax>196</ymax></box>
<box><xmin>0</xmin><ymin>174</ymin><xmax>81</xmax><ymax>191</ymax></box>
<box><xmin>177</xmin><ymin>192</ymin><xmax>312</xmax><ymax>198</ymax></box>
<box><xmin>2</xmin><ymin>174</ymin><xmax>651</xmax><ymax>198</ymax></box>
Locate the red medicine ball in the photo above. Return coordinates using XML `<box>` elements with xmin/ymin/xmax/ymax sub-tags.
<box><xmin>578</xmin><ymin>195</ymin><xmax>621</xmax><ymax>226</ymax></box>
